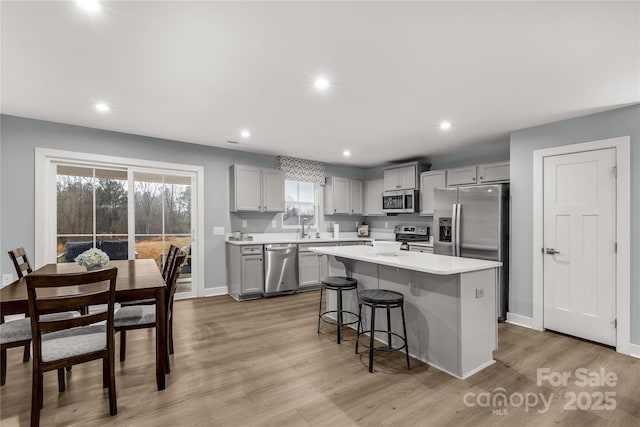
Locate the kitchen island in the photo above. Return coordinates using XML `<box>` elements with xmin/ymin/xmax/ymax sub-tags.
<box><xmin>309</xmin><ymin>245</ymin><xmax>502</xmax><ymax>379</ymax></box>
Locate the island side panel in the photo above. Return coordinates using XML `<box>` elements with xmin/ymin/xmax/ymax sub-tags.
<box><xmin>326</xmin><ymin>256</ymin><xmax>378</xmax><ymax>327</ymax></box>
<box><xmin>459</xmin><ymin>268</ymin><xmax>497</xmax><ymax>378</ymax></box>
<box><xmin>380</xmin><ymin>266</ymin><xmax>462</xmax><ymax>377</ymax></box>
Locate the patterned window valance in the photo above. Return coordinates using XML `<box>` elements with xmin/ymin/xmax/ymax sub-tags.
<box><xmin>278</xmin><ymin>156</ymin><xmax>326</xmax><ymax>185</ymax></box>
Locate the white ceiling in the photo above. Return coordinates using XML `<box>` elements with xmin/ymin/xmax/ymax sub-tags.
<box><xmin>2</xmin><ymin>1</ymin><xmax>638</xmax><ymax>167</ymax></box>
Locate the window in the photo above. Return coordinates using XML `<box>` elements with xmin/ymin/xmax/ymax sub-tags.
<box><xmin>283</xmin><ymin>180</ymin><xmax>315</xmax><ymax>227</ymax></box>
<box><xmin>56</xmin><ymin>165</ymin><xmax>128</xmax><ymax>260</ymax></box>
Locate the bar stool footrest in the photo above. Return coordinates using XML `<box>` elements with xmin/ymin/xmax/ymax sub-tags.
<box><xmin>356</xmin><ymin>330</ymin><xmax>408</xmax><ymax>353</ymax></box>
<box><xmin>319</xmin><ymin>310</ymin><xmax>360</xmax><ymax>327</ymax></box>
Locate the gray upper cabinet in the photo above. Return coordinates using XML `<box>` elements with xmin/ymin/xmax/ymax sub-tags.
<box><xmin>446</xmin><ymin>161</ymin><xmax>510</xmax><ymax>187</ymax></box>
<box><xmin>420</xmin><ymin>171</ymin><xmax>446</xmax><ymax>215</ymax></box>
<box><xmin>350</xmin><ymin>180</ymin><xmax>363</xmax><ymax>215</ymax></box>
<box><xmin>363</xmin><ymin>179</ymin><xmax>384</xmax><ymax>216</ymax></box>
<box><xmin>383</xmin><ymin>164</ymin><xmax>418</xmax><ymax>191</ymax></box>
<box><xmin>447</xmin><ymin>166</ymin><xmax>478</xmax><ymax>186</ymax></box>
<box><xmin>324</xmin><ymin>176</ymin><xmax>362</xmax><ymax>215</ymax></box>
<box><xmin>478</xmin><ymin>161</ymin><xmax>510</xmax><ymax>183</ymax></box>
<box><xmin>262</xmin><ymin>168</ymin><xmax>285</xmax><ymax>212</ymax></box>
<box><xmin>229</xmin><ymin>165</ymin><xmax>285</xmax><ymax>212</ymax></box>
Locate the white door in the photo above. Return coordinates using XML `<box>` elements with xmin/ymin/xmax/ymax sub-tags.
<box><xmin>543</xmin><ymin>148</ymin><xmax>616</xmax><ymax>346</ymax></box>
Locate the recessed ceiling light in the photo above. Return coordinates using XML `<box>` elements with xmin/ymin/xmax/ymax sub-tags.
<box><xmin>240</xmin><ymin>130</ymin><xmax>251</xmax><ymax>138</ymax></box>
<box><xmin>95</xmin><ymin>102</ymin><xmax>110</xmax><ymax>112</ymax></box>
<box><xmin>76</xmin><ymin>0</ymin><xmax>101</xmax><ymax>13</ymax></box>
<box><xmin>314</xmin><ymin>77</ymin><xmax>330</xmax><ymax>91</ymax></box>
<box><xmin>343</xmin><ymin>150</ymin><xmax>351</xmax><ymax>157</ymax></box>
<box><xmin>439</xmin><ymin>121</ymin><xmax>452</xmax><ymax>130</ymax></box>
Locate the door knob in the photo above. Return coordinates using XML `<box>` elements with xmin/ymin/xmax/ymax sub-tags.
<box><xmin>545</xmin><ymin>248</ymin><xmax>560</xmax><ymax>255</ymax></box>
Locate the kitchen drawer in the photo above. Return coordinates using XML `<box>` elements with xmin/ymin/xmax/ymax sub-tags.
<box><xmin>409</xmin><ymin>245</ymin><xmax>433</xmax><ymax>254</ymax></box>
<box><xmin>241</xmin><ymin>245</ymin><xmax>263</xmax><ymax>255</ymax></box>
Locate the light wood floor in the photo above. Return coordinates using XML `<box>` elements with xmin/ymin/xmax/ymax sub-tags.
<box><xmin>1</xmin><ymin>291</ymin><xmax>639</xmax><ymax>426</ymax></box>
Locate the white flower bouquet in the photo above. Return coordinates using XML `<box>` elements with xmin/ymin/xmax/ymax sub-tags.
<box><xmin>75</xmin><ymin>248</ymin><xmax>110</xmax><ymax>270</ymax></box>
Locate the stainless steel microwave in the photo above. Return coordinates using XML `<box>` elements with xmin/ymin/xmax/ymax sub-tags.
<box><xmin>382</xmin><ymin>190</ymin><xmax>419</xmax><ymax>213</ymax></box>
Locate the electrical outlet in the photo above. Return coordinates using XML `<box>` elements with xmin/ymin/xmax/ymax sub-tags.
<box><xmin>476</xmin><ymin>288</ymin><xmax>484</xmax><ymax>299</ymax></box>
<box><xmin>213</xmin><ymin>227</ymin><xmax>225</xmax><ymax>236</ymax></box>
<box><xmin>385</xmin><ymin>221</ymin><xmax>389</xmax><ymax>229</ymax></box>
<box><xmin>242</xmin><ymin>220</ymin><xmax>247</xmax><ymax>228</ymax></box>
<box><xmin>355</xmin><ymin>222</ymin><xmax>359</xmax><ymax>228</ymax></box>
<box><xmin>2</xmin><ymin>274</ymin><xmax>13</xmax><ymax>286</ymax></box>
<box><xmin>272</xmin><ymin>220</ymin><xmax>277</xmax><ymax>228</ymax></box>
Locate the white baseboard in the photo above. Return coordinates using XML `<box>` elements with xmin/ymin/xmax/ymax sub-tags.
<box><xmin>629</xmin><ymin>343</ymin><xmax>640</xmax><ymax>359</ymax></box>
<box><xmin>204</xmin><ymin>286</ymin><xmax>228</xmax><ymax>297</ymax></box>
<box><xmin>506</xmin><ymin>312</ymin><xmax>534</xmax><ymax>329</ymax></box>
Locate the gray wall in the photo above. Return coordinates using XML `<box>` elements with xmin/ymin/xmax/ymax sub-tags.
<box><xmin>363</xmin><ymin>140</ymin><xmax>510</xmax><ymax>180</ymax></box>
<box><xmin>509</xmin><ymin>104</ymin><xmax>639</xmax><ymax>344</ymax></box>
<box><xmin>0</xmin><ymin>114</ymin><xmax>511</xmax><ymax>292</ymax></box>
<box><xmin>0</xmin><ymin>115</ymin><xmax>371</xmax><ymax>289</ymax></box>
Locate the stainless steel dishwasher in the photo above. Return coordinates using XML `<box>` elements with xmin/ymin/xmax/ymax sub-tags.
<box><xmin>264</xmin><ymin>243</ymin><xmax>298</xmax><ymax>296</ymax></box>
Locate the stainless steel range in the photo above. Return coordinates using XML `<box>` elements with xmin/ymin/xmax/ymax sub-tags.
<box><xmin>394</xmin><ymin>224</ymin><xmax>430</xmax><ymax>250</ymax></box>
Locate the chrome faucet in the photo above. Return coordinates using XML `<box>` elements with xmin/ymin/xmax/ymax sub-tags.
<box><xmin>301</xmin><ymin>219</ymin><xmax>309</xmax><ymax>239</ymax></box>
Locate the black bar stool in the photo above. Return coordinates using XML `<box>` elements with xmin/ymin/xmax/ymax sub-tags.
<box><xmin>317</xmin><ymin>276</ymin><xmax>359</xmax><ymax>344</ymax></box>
<box><xmin>355</xmin><ymin>289</ymin><xmax>410</xmax><ymax>373</ymax></box>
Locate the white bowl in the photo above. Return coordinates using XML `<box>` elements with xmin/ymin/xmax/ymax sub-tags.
<box><xmin>372</xmin><ymin>240</ymin><xmax>402</xmax><ymax>255</ymax></box>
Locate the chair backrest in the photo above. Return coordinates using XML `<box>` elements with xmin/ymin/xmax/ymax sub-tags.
<box><xmin>26</xmin><ymin>268</ymin><xmax>118</xmax><ymax>363</ymax></box>
<box><xmin>100</xmin><ymin>240</ymin><xmax>128</xmax><ymax>260</ymax></box>
<box><xmin>8</xmin><ymin>247</ymin><xmax>33</xmax><ymax>278</ymax></box>
<box><xmin>165</xmin><ymin>251</ymin><xmax>187</xmax><ymax>311</ymax></box>
<box><xmin>63</xmin><ymin>241</ymin><xmax>93</xmax><ymax>263</ymax></box>
<box><xmin>162</xmin><ymin>245</ymin><xmax>180</xmax><ymax>281</ymax></box>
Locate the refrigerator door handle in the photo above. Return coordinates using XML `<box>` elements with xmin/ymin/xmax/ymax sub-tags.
<box><xmin>455</xmin><ymin>203</ymin><xmax>462</xmax><ymax>257</ymax></box>
<box><xmin>451</xmin><ymin>204</ymin><xmax>458</xmax><ymax>256</ymax></box>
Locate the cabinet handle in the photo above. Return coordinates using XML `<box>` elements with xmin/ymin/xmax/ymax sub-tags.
<box><xmin>472</xmin><ymin>177</ymin><xmax>476</xmax><ymax>181</ymax></box>
<box><xmin>334</xmin><ymin>209</ymin><xmax>337</xmax><ymax>212</ymax></box>
<box><xmin>479</xmin><ymin>176</ymin><xmax>483</xmax><ymax>180</ymax></box>
<box><xmin>264</xmin><ymin>206</ymin><xmax>267</xmax><ymax>210</ymax></box>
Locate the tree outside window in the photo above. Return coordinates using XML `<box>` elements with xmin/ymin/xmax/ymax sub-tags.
<box><xmin>283</xmin><ymin>180</ymin><xmax>315</xmax><ymax>227</ymax></box>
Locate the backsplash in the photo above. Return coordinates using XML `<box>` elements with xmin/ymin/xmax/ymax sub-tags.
<box><xmin>230</xmin><ymin>211</ymin><xmax>432</xmax><ymax>237</ymax></box>
<box><xmin>365</xmin><ymin>214</ymin><xmax>433</xmax><ymax>235</ymax></box>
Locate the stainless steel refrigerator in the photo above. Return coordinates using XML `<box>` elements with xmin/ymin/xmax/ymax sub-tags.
<box><xmin>433</xmin><ymin>184</ymin><xmax>509</xmax><ymax>320</ymax></box>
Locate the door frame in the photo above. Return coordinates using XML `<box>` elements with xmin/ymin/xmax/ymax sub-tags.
<box><xmin>532</xmin><ymin>136</ymin><xmax>631</xmax><ymax>355</ymax></box>
<box><xmin>34</xmin><ymin>147</ymin><xmax>206</xmax><ymax>298</ymax></box>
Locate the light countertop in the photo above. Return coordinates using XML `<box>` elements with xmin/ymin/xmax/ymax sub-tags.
<box><xmin>308</xmin><ymin>245</ymin><xmax>501</xmax><ymax>275</ymax></box>
<box><xmin>225</xmin><ymin>236</ymin><xmax>374</xmax><ymax>246</ymax></box>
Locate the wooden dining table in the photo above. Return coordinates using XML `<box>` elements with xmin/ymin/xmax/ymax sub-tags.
<box><xmin>0</xmin><ymin>259</ymin><xmax>168</xmax><ymax>390</ymax></box>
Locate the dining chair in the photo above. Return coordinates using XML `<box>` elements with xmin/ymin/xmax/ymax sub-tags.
<box><xmin>8</xmin><ymin>247</ymin><xmax>33</xmax><ymax>278</ymax></box>
<box><xmin>115</xmin><ymin>251</ymin><xmax>186</xmax><ymax>373</ymax></box>
<box><xmin>62</xmin><ymin>241</ymin><xmax>93</xmax><ymax>263</ymax></box>
<box><xmin>26</xmin><ymin>267</ymin><xmax>118</xmax><ymax>426</ymax></box>
<box><xmin>2</xmin><ymin>248</ymin><xmax>75</xmax><ymax>388</ymax></box>
<box><xmin>100</xmin><ymin>240</ymin><xmax>128</xmax><ymax>261</ymax></box>
<box><xmin>119</xmin><ymin>244</ymin><xmax>179</xmax><ymax>308</ymax></box>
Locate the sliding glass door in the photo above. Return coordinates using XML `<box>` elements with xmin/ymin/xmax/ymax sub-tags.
<box><xmin>134</xmin><ymin>172</ymin><xmax>194</xmax><ymax>297</ymax></box>
<box><xmin>54</xmin><ymin>162</ymin><xmax>197</xmax><ymax>298</ymax></box>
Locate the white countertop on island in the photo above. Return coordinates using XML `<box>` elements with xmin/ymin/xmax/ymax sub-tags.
<box><xmin>309</xmin><ymin>245</ymin><xmax>501</xmax><ymax>275</ymax></box>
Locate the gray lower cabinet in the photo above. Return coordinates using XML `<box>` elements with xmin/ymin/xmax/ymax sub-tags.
<box><xmin>298</xmin><ymin>243</ymin><xmax>332</xmax><ymax>290</ymax></box>
<box><xmin>226</xmin><ymin>243</ymin><xmax>264</xmax><ymax>300</ymax></box>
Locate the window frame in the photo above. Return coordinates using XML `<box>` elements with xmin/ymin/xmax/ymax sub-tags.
<box><xmin>35</xmin><ymin>148</ymin><xmax>205</xmax><ymax>298</ymax></box>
